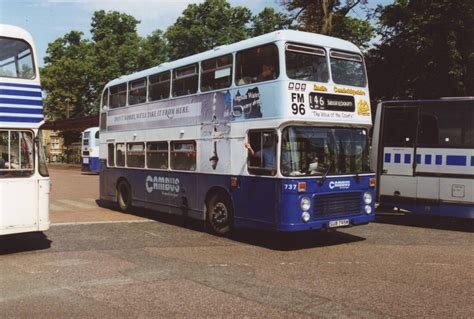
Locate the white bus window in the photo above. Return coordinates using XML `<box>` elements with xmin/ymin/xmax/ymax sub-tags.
<box><xmin>201</xmin><ymin>54</ymin><xmax>233</xmax><ymax>92</ymax></box>
<box><xmin>129</xmin><ymin>78</ymin><xmax>147</xmax><ymax>105</ymax></box>
<box><xmin>83</xmin><ymin>131</ymin><xmax>90</xmax><ymax>146</ymax></box>
<box><xmin>286</xmin><ymin>43</ymin><xmax>328</xmax><ymax>82</ymax></box>
<box><xmin>418</xmin><ymin>104</ymin><xmax>474</xmax><ymax>147</ymax></box>
<box><xmin>246</xmin><ymin>130</ymin><xmax>277</xmax><ymax>176</ymax></box>
<box><xmin>147</xmin><ymin>142</ymin><xmax>168</xmax><ymax>169</ymax></box>
<box><xmin>101</xmin><ymin>88</ymin><xmax>108</xmax><ymax>108</ymax></box>
<box><xmin>236</xmin><ymin>44</ymin><xmax>279</xmax><ymax>85</ymax></box>
<box><xmin>116</xmin><ymin>143</ymin><xmax>125</xmax><ymax>167</ymax></box>
<box><xmin>172</xmin><ymin>64</ymin><xmax>198</xmax><ymax>97</ymax></box>
<box><xmin>0</xmin><ymin>130</ymin><xmax>34</xmax><ymax>177</ymax></box>
<box><xmin>108</xmin><ymin>143</ymin><xmax>115</xmax><ymax>166</ymax></box>
<box><xmin>127</xmin><ymin>143</ymin><xmax>145</xmax><ymax>168</ymax></box>
<box><xmin>171</xmin><ymin>141</ymin><xmax>196</xmax><ymax>171</ymax></box>
<box><xmin>330</xmin><ymin>50</ymin><xmax>366</xmax><ymax>87</ymax></box>
<box><xmin>149</xmin><ymin>71</ymin><xmax>170</xmax><ymax>101</ymax></box>
<box><xmin>110</xmin><ymin>83</ymin><xmax>127</xmax><ymax>108</ymax></box>
<box><xmin>0</xmin><ymin>37</ymin><xmax>35</xmax><ymax>79</ymax></box>
<box><xmin>382</xmin><ymin>107</ymin><xmax>417</xmax><ymax>147</ymax></box>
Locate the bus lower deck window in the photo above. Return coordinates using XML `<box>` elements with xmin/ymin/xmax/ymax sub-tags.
<box><xmin>127</xmin><ymin>143</ymin><xmax>145</xmax><ymax>168</ymax></box>
<box><xmin>0</xmin><ymin>130</ymin><xmax>34</xmax><ymax>177</ymax></box>
<box><xmin>170</xmin><ymin>141</ymin><xmax>196</xmax><ymax>171</ymax></box>
<box><xmin>147</xmin><ymin>142</ymin><xmax>169</xmax><ymax>169</ymax></box>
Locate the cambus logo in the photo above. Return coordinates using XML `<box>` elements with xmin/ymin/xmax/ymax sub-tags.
<box><xmin>329</xmin><ymin>180</ymin><xmax>351</xmax><ymax>190</ymax></box>
<box><xmin>146</xmin><ymin>176</ymin><xmax>180</xmax><ymax>194</ymax></box>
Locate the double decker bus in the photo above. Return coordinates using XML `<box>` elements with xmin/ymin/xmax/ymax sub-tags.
<box><xmin>0</xmin><ymin>25</ymin><xmax>50</xmax><ymax>235</ymax></box>
<box><xmin>81</xmin><ymin>127</ymin><xmax>100</xmax><ymax>174</ymax></box>
<box><xmin>371</xmin><ymin>98</ymin><xmax>474</xmax><ymax>219</ymax></box>
<box><xmin>99</xmin><ymin>30</ymin><xmax>375</xmax><ymax>235</ymax></box>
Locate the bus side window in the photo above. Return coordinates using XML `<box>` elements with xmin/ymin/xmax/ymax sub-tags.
<box><xmin>172</xmin><ymin>64</ymin><xmax>198</xmax><ymax>97</ymax></box>
<box><xmin>129</xmin><ymin>78</ymin><xmax>147</xmax><ymax>105</ymax></box>
<box><xmin>101</xmin><ymin>88</ymin><xmax>109</xmax><ymax>109</ymax></box>
<box><xmin>116</xmin><ymin>143</ymin><xmax>125</xmax><ymax>167</ymax></box>
<box><xmin>108</xmin><ymin>143</ymin><xmax>115</xmax><ymax>167</ymax></box>
<box><xmin>147</xmin><ymin>142</ymin><xmax>168</xmax><ymax>169</ymax></box>
<box><xmin>382</xmin><ymin>107</ymin><xmax>417</xmax><ymax>146</ymax></box>
<box><xmin>201</xmin><ymin>54</ymin><xmax>233</xmax><ymax>92</ymax></box>
<box><xmin>149</xmin><ymin>71</ymin><xmax>170</xmax><ymax>101</ymax></box>
<box><xmin>246</xmin><ymin>130</ymin><xmax>277</xmax><ymax>176</ymax></box>
<box><xmin>236</xmin><ymin>44</ymin><xmax>279</xmax><ymax>85</ymax></box>
<box><xmin>127</xmin><ymin>143</ymin><xmax>145</xmax><ymax>168</ymax></box>
<box><xmin>170</xmin><ymin>141</ymin><xmax>196</xmax><ymax>171</ymax></box>
<box><xmin>110</xmin><ymin>84</ymin><xmax>127</xmax><ymax>108</ymax></box>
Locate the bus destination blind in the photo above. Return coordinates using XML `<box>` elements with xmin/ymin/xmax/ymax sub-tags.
<box><xmin>309</xmin><ymin>93</ymin><xmax>355</xmax><ymax>112</ymax></box>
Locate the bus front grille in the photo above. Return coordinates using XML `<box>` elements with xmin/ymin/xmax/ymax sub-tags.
<box><xmin>313</xmin><ymin>192</ymin><xmax>361</xmax><ymax>217</ymax></box>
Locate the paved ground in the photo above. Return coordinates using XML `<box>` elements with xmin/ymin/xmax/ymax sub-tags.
<box><xmin>0</xmin><ymin>166</ymin><xmax>473</xmax><ymax>318</ymax></box>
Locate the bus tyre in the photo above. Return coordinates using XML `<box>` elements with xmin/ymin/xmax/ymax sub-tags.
<box><xmin>117</xmin><ymin>180</ymin><xmax>132</xmax><ymax>212</ymax></box>
<box><xmin>207</xmin><ymin>194</ymin><xmax>233</xmax><ymax>236</ymax></box>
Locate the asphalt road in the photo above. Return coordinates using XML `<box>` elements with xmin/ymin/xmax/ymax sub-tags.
<box><xmin>0</xmin><ymin>167</ymin><xmax>472</xmax><ymax>318</ymax></box>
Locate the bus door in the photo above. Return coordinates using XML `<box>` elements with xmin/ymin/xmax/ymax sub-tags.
<box><xmin>379</xmin><ymin>106</ymin><xmax>418</xmax><ymax>205</ymax></box>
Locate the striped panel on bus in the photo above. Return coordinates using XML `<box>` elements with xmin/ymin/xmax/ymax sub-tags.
<box><xmin>0</xmin><ymin>82</ymin><xmax>44</xmax><ymax>123</ymax></box>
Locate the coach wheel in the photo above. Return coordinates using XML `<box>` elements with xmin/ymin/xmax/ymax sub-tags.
<box><xmin>207</xmin><ymin>193</ymin><xmax>233</xmax><ymax>236</ymax></box>
<box><xmin>117</xmin><ymin>180</ymin><xmax>132</xmax><ymax>212</ymax></box>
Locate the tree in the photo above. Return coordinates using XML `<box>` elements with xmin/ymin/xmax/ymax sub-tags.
<box><xmin>250</xmin><ymin>7</ymin><xmax>292</xmax><ymax>36</ymax></box>
<box><xmin>41</xmin><ymin>31</ymin><xmax>95</xmax><ymax>119</ymax></box>
<box><xmin>367</xmin><ymin>0</ymin><xmax>474</xmax><ymax>100</ymax></box>
<box><xmin>165</xmin><ymin>0</ymin><xmax>252</xmax><ymax>59</ymax></box>
<box><xmin>284</xmin><ymin>0</ymin><xmax>374</xmax><ymax>49</ymax></box>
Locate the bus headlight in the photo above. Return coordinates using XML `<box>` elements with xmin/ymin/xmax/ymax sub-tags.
<box><xmin>365</xmin><ymin>205</ymin><xmax>372</xmax><ymax>214</ymax></box>
<box><xmin>301</xmin><ymin>211</ymin><xmax>311</xmax><ymax>223</ymax></box>
<box><xmin>300</xmin><ymin>197</ymin><xmax>311</xmax><ymax>212</ymax></box>
<box><xmin>363</xmin><ymin>192</ymin><xmax>373</xmax><ymax>205</ymax></box>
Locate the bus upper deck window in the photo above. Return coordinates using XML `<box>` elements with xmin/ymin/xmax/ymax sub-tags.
<box><xmin>330</xmin><ymin>50</ymin><xmax>366</xmax><ymax>87</ymax></box>
<box><xmin>172</xmin><ymin>64</ymin><xmax>198</xmax><ymax>97</ymax></box>
<box><xmin>101</xmin><ymin>88</ymin><xmax>109</xmax><ymax>109</ymax></box>
<box><xmin>129</xmin><ymin>78</ymin><xmax>147</xmax><ymax>105</ymax></box>
<box><xmin>149</xmin><ymin>71</ymin><xmax>171</xmax><ymax>101</ymax></box>
<box><xmin>0</xmin><ymin>37</ymin><xmax>35</xmax><ymax>79</ymax></box>
<box><xmin>201</xmin><ymin>54</ymin><xmax>233</xmax><ymax>92</ymax></box>
<box><xmin>285</xmin><ymin>43</ymin><xmax>328</xmax><ymax>83</ymax></box>
<box><xmin>109</xmin><ymin>83</ymin><xmax>127</xmax><ymax>108</ymax></box>
<box><xmin>236</xmin><ymin>44</ymin><xmax>279</xmax><ymax>85</ymax></box>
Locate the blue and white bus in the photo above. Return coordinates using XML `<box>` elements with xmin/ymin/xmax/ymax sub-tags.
<box><xmin>0</xmin><ymin>24</ymin><xmax>50</xmax><ymax>235</ymax></box>
<box><xmin>99</xmin><ymin>30</ymin><xmax>375</xmax><ymax>235</ymax></box>
<box><xmin>81</xmin><ymin>126</ymin><xmax>100</xmax><ymax>174</ymax></box>
<box><xmin>371</xmin><ymin>98</ymin><xmax>474</xmax><ymax>219</ymax></box>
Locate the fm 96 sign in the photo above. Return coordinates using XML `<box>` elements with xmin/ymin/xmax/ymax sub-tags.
<box><xmin>309</xmin><ymin>93</ymin><xmax>355</xmax><ymax>112</ymax></box>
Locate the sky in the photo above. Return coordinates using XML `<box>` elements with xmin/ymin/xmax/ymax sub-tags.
<box><xmin>0</xmin><ymin>0</ymin><xmax>393</xmax><ymax>67</ymax></box>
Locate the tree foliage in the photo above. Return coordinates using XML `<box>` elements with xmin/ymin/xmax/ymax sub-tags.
<box><xmin>367</xmin><ymin>0</ymin><xmax>474</xmax><ymax>100</ymax></box>
<box><xmin>164</xmin><ymin>0</ymin><xmax>252</xmax><ymax>60</ymax></box>
<box><xmin>250</xmin><ymin>7</ymin><xmax>293</xmax><ymax>37</ymax></box>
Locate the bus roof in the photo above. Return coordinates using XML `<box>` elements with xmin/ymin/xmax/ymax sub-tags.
<box><xmin>104</xmin><ymin>30</ymin><xmax>362</xmax><ymax>89</ymax></box>
<box><xmin>0</xmin><ymin>24</ymin><xmax>34</xmax><ymax>44</ymax></box>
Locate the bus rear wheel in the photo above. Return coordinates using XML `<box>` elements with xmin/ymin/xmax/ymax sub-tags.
<box><xmin>117</xmin><ymin>180</ymin><xmax>132</xmax><ymax>212</ymax></box>
<box><xmin>207</xmin><ymin>193</ymin><xmax>233</xmax><ymax>236</ymax></box>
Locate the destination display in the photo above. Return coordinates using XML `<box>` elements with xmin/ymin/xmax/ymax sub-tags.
<box><xmin>309</xmin><ymin>92</ymin><xmax>355</xmax><ymax>112</ymax></box>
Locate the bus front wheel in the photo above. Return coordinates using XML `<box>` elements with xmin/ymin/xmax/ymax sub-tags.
<box><xmin>207</xmin><ymin>193</ymin><xmax>233</xmax><ymax>236</ymax></box>
<box><xmin>117</xmin><ymin>180</ymin><xmax>132</xmax><ymax>212</ymax></box>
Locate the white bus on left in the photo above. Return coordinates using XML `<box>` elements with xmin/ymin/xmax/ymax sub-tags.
<box><xmin>0</xmin><ymin>24</ymin><xmax>50</xmax><ymax>235</ymax></box>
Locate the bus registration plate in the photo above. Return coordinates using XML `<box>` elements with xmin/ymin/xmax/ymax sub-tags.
<box><xmin>83</xmin><ymin>158</ymin><xmax>89</xmax><ymax>164</ymax></box>
<box><xmin>328</xmin><ymin>219</ymin><xmax>350</xmax><ymax>228</ymax></box>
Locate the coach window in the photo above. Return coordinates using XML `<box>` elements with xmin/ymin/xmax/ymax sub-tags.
<box><xmin>382</xmin><ymin>106</ymin><xmax>417</xmax><ymax>147</ymax></box>
<box><xmin>418</xmin><ymin>104</ymin><xmax>474</xmax><ymax>148</ymax></box>
<box><xmin>236</xmin><ymin>44</ymin><xmax>279</xmax><ymax>85</ymax></box>
<box><xmin>116</xmin><ymin>143</ymin><xmax>125</xmax><ymax>167</ymax></box>
<box><xmin>246</xmin><ymin>130</ymin><xmax>277</xmax><ymax>176</ymax></box>
<box><xmin>147</xmin><ymin>142</ymin><xmax>169</xmax><ymax>169</ymax></box>
<box><xmin>127</xmin><ymin>143</ymin><xmax>145</xmax><ymax>168</ymax></box>
<box><xmin>149</xmin><ymin>71</ymin><xmax>170</xmax><ymax>101</ymax></box>
<box><xmin>171</xmin><ymin>141</ymin><xmax>196</xmax><ymax>171</ymax></box>
<box><xmin>109</xmin><ymin>83</ymin><xmax>127</xmax><ymax>108</ymax></box>
<box><xmin>286</xmin><ymin>43</ymin><xmax>328</xmax><ymax>82</ymax></box>
<box><xmin>129</xmin><ymin>78</ymin><xmax>147</xmax><ymax>105</ymax></box>
<box><xmin>201</xmin><ymin>54</ymin><xmax>233</xmax><ymax>91</ymax></box>
<box><xmin>107</xmin><ymin>143</ymin><xmax>115</xmax><ymax>166</ymax></box>
<box><xmin>172</xmin><ymin>64</ymin><xmax>198</xmax><ymax>97</ymax></box>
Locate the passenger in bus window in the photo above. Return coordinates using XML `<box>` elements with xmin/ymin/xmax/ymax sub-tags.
<box><xmin>257</xmin><ymin>63</ymin><xmax>275</xmax><ymax>82</ymax></box>
<box><xmin>245</xmin><ymin>134</ymin><xmax>275</xmax><ymax>169</ymax></box>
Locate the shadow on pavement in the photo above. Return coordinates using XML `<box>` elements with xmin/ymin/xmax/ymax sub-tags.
<box><xmin>0</xmin><ymin>232</ymin><xmax>52</xmax><ymax>255</ymax></box>
<box><xmin>98</xmin><ymin>199</ymin><xmax>366</xmax><ymax>251</ymax></box>
<box><xmin>375</xmin><ymin>210</ymin><xmax>474</xmax><ymax>233</ymax></box>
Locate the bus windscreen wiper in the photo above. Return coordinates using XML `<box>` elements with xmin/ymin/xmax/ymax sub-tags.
<box><xmin>318</xmin><ymin>162</ymin><xmax>332</xmax><ymax>186</ymax></box>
